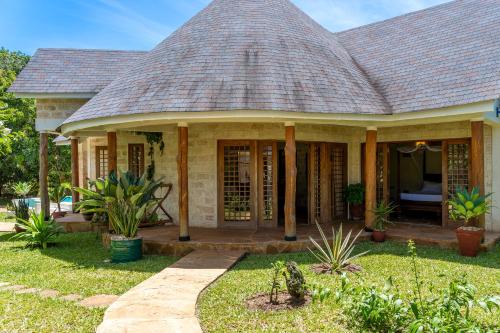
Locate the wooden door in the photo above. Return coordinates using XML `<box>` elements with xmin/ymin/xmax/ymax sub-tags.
<box><xmin>376</xmin><ymin>143</ymin><xmax>390</xmax><ymax>204</ymax></box>
<box><xmin>95</xmin><ymin>146</ymin><xmax>108</xmax><ymax>179</ymax></box>
<box><xmin>257</xmin><ymin>142</ymin><xmax>278</xmax><ymax>227</ymax></box>
<box><xmin>331</xmin><ymin>143</ymin><xmax>348</xmax><ymax>219</ymax></box>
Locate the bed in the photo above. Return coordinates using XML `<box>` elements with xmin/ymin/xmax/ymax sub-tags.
<box><xmin>399</xmin><ymin>181</ymin><xmax>443</xmax><ymax>217</ymax></box>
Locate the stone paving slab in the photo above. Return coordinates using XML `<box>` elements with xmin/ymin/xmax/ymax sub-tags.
<box><xmin>80</xmin><ymin>294</ymin><xmax>119</xmax><ymax>308</ymax></box>
<box><xmin>0</xmin><ymin>223</ymin><xmax>15</xmax><ymax>232</ymax></box>
<box><xmin>97</xmin><ymin>250</ymin><xmax>245</xmax><ymax>333</ymax></box>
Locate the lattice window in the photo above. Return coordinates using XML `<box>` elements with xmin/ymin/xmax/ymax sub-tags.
<box><xmin>331</xmin><ymin>144</ymin><xmax>347</xmax><ymax>218</ymax></box>
<box><xmin>376</xmin><ymin>147</ymin><xmax>385</xmax><ymax>203</ymax></box>
<box><xmin>309</xmin><ymin>144</ymin><xmax>321</xmax><ymax>220</ymax></box>
<box><xmin>447</xmin><ymin>143</ymin><xmax>469</xmax><ymax>198</ymax></box>
<box><xmin>261</xmin><ymin>144</ymin><xmax>274</xmax><ymax>223</ymax></box>
<box><xmin>96</xmin><ymin>146</ymin><xmax>108</xmax><ymax>179</ymax></box>
<box><xmin>128</xmin><ymin>144</ymin><xmax>145</xmax><ymax>178</ymax></box>
<box><xmin>223</xmin><ymin>145</ymin><xmax>252</xmax><ymax>223</ymax></box>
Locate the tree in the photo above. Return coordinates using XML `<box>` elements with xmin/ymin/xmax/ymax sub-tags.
<box><xmin>0</xmin><ymin>48</ymin><xmax>71</xmax><ymax>197</ymax></box>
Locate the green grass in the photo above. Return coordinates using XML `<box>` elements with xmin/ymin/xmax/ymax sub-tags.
<box><xmin>198</xmin><ymin>241</ymin><xmax>500</xmax><ymax>333</ymax></box>
<box><xmin>0</xmin><ymin>231</ymin><xmax>177</xmax><ymax>333</ymax></box>
<box><xmin>0</xmin><ymin>212</ymin><xmax>14</xmax><ymax>223</ymax></box>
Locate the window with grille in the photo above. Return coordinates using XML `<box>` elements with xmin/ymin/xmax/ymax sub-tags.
<box><xmin>447</xmin><ymin>143</ymin><xmax>469</xmax><ymax>198</ymax></box>
<box><xmin>331</xmin><ymin>144</ymin><xmax>347</xmax><ymax>218</ymax></box>
<box><xmin>309</xmin><ymin>143</ymin><xmax>321</xmax><ymax>222</ymax></box>
<box><xmin>260</xmin><ymin>143</ymin><xmax>276</xmax><ymax>225</ymax></box>
<box><xmin>222</xmin><ymin>144</ymin><xmax>252</xmax><ymax>224</ymax></box>
<box><xmin>128</xmin><ymin>144</ymin><xmax>145</xmax><ymax>178</ymax></box>
<box><xmin>96</xmin><ymin>146</ymin><xmax>108</xmax><ymax>179</ymax></box>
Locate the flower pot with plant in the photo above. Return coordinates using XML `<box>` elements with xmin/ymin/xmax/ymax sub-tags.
<box><xmin>371</xmin><ymin>201</ymin><xmax>397</xmax><ymax>242</ymax></box>
<box><xmin>448</xmin><ymin>187</ymin><xmax>491</xmax><ymax>257</ymax></box>
<box><xmin>49</xmin><ymin>182</ymin><xmax>70</xmax><ymax>219</ymax></box>
<box><xmin>344</xmin><ymin>183</ymin><xmax>365</xmax><ymax>220</ymax></box>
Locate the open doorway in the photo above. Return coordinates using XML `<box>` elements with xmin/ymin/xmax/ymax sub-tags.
<box><xmin>277</xmin><ymin>142</ymin><xmax>309</xmax><ymax>226</ymax></box>
<box><xmin>389</xmin><ymin>141</ymin><xmax>443</xmax><ymax>225</ymax></box>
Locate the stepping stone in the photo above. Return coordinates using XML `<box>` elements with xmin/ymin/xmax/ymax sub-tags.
<box><xmin>14</xmin><ymin>288</ymin><xmax>41</xmax><ymax>295</ymax></box>
<box><xmin>39</xmin><ymin>289</ymin><xmax>60</xmax><ymax>299</ymax></box>
<box><xmin>80</xmin><ymin>294</ymin><xmax>119</xmax><ymax>308</ymax></box>
<box><xmin>60</xmin><ymin>294</ymin><xmax>83</xmax><ymax>302</ymax></box>
<box><xmin>0</xmin><ymin>284</ymin><xmax>25</xmax><ymax>292</ymax></box>
<box><xmin>0</xmin><ymin>282</ymin><xmax>10</xmax><ymax>288</ymax></box>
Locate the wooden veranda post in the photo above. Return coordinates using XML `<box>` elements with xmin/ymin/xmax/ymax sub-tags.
<box><xmin>178</xmin><ymin>124</ymin><xmax>190</xmax><ymax>241</ymax></box>
<box><xmin>284</xmin><ymin>123</ymin><xmax>297</xmax><ymax>241</ymax></box>
<box><xmin>39</xmin><ymin>132</ymin><xmax>50</xmax><ymax>218</ymax></box>
<box><xmin>71</xmin><ymin>137</ymin><xmax>80</xmax><ymax>211</ymax></box>
<box><xmin>470</xmin><ymin>120</ymin><xmax>485</xmax><ymax>227</ymax></box>
<box><xmin>107</xmin><ymin>132</ymin><xmax>117</xmax><ymax>175</ymax></box>
<box><xmin>364</xmin><ymin>128</ymin><xmax>377</xmax><ymax>230</ymax></box>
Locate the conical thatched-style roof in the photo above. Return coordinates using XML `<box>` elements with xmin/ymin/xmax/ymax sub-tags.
<box><xmin>65</xmin><ymin>0</ymin><xmax>389</xmax><ymax>124</ymax></box>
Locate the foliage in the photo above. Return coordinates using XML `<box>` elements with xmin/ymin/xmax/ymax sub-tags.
<box><xmin>449</xmin><ymin>187</ymin><xmax>491</xmax><ymax>226</ymax></box>
<box><xmin>11</xmin><ymin>181</ymin><xmax>32</xmax><ymax>197</ymax></box>
<box><xmin>0</xmin><ymin>48</ymin><xmax>71</xmax><ymax>196</ymax></box>
<box><xmin>344</xmin><ymin>183</ymin><xmax>365</xmax><ymax>204</ymax></box>
<box><xmin>13</xmin><ymin>199</ymin><xmax>29</xmax><ymax>221</ymax></box>
<box><xmin>269</xmin><ymin>260</ymin><xmax>285</xmax><ymax>303</ymax></box>
<box><xmin>49</xmin><ymin>182</ymin><xmax>70</xmax><ymax>212</ymax></box>
<box><xmin>10</xmin><ymin>211</ymin><xmax>64</xmax><ymax>249</ymax></box>
<box><xmin>310</xmin><ymin>284</ymin><xmax>332</xmax><ymax>304</ymax></box>
<box><xmin>372</xmin><ymin>201</ymin><xmax>397</xmax><ymax>231</ymax></box>
<box><xmin>136</xmin><ymin>132</ymin><xmax>165</xmax><ymax>179</ymax></box>
<box><xmin>282</xmin><ymin>261</ymin><xmax>307</xmax><ymax>300</ymax></box>
<box><xmin>308</xmin><ymin>221</ymin><xmax>368</xmax><ymax>273</ymax></box>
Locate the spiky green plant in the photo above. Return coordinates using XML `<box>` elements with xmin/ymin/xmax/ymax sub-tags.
<box><xmin>10</xmin><ymin>211</ymin><xmax>64</xmax><ymax>249</ymax></box>
<box><xmin>448</xmin><ymin>187</ymin><xmax>491</xmax><ymax>226</ymax></box>
<box><xmin>308</xmin><ymin>221</ymin><xmax>369</xmax><ymax>273</ymax></box>
<box><xmin>373</xmin><ymin>201</ymin><xmax>398</xmax><ymax>231</ymax></box>
<box><xmin>11</xmin><ymin>182</ymin><xmax>32</xmax><ymax>198</ymax></box>
<box><xmin>49</xmin><ymin>182</ymin><xmax>70</xmax><ymax>212</ymax></box>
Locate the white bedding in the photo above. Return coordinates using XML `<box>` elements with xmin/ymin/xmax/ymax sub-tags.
<box><xmin>400</xmin><ymin>193</ymin><xmax>442</xmax><ymax>202</ymax></box>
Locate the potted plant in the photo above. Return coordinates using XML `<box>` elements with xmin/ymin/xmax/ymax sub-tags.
<box><xmin>345</xmin><ymin>183</ymin><xmax>365</xmax><ymax>220</ymax></box>
<box><xmin>49</xmin><ymin>182</ymin><xmax>70</xmax><ymax>219</ymax></box>
<box><xmin>371</xmin><ymin>201</ymin><xmax>397</xmax><ymax>242</ymax></box>
<box><xmin>449</xmin><ymin>187</ymin><xmax>491</xmax><ymax>257</ymax></box>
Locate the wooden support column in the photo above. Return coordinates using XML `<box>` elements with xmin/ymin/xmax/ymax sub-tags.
<box><xmin>470</xmin><ymin>120</ymin><xmax>485</xmax><ymax>227</ymax></box>
<box><xmin>364</xmin><ymin>128</ymin><xmax>377</xmax><ymax>230</ymax></box>
<box><xmin>178</xmin><ymin>123</ymin><xmax>190</xmax><ymax>241</ymax></box>
<box><xmin>107</xmin><ymin>132</ymin><xmax>117</xmax><ymax>175</ymax></box>
<box><xmin>320</xmin><ymin>143</ymin><xmax>332</xmax><ymax>223</ymax></box>
<box><xmin>71</xmin><ymin>138</ymin><xmax>80</xmax><ymax>211</ymax></box>
<box><xmin>284</xmin><ymin>123</ymin><xmax>297</xmax><ymax>241</ymax></box>
<box><xmin>39</xmin><ymin>132</ymin><xmax>50</xmax><ymax>218</ymax></box>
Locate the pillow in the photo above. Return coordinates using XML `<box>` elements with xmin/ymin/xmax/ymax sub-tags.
<box><xmin>421</xmin><ymin>181</ymin><xmax>442</xmax><ymax>194</ymax></box>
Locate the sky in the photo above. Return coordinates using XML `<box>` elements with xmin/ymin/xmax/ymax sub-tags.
<box><xmin>1</xmin><ymin>0</ymin><xmax>450</xmax><ymax>55</ymax></box>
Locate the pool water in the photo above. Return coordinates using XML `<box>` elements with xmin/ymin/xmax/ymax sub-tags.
<box><xmin>14</xmin><ymin>196</ymin><xmax>73</xmax><ymax>209</ymax></box>
<box><xmin>61</xmin><ymin>196</ymin><xmax>72</xmax><ymax>203</ymax></box>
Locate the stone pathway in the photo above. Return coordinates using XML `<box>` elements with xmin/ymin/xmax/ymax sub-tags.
<box><xmin>0</xmin><ymin>222</ymin><xmax>15</xmax><ymax>232</ymax></box>
<box><xmin>97</xmin><ymin>250</ymin><xmax>245</xmax><ymax>333</ymax></box>
<box><xmin>0</xmin><ymin>282</ymin><xmax>118</xmax><ymax>308</ymax></box>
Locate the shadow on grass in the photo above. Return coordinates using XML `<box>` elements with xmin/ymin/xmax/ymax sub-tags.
<box><xmin>230</xmin><ymin>240</ymin><xmax>500</xmax><ymax>272</ymax></box>
<box><xmin>0</xmin><ymin>231</ymin><xmax>176</xmax><ymax>274</ymax></box>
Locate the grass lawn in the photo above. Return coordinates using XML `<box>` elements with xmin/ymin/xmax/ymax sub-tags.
<box><xmin>198</xmin><ymin>241</ymin><xmax>500</xmax><ymax>333</ymax></box>
<box><xmin>0</xmin><ymin>212</ymin><xmax>14</xmax><ymax>223</ymax></box>
<box><xmin>0</xmin><ymin>232</ymin><xmax>177</xmax><ymax>332</ymax></box>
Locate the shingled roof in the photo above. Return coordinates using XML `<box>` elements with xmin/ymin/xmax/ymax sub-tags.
<box><xmin>9</xmin><ymin>49</ymin><xmax>147</xmax><ymax>95</ymax></box>
<box><xmin>336</xmin><ymin>0</ymin><xmax>500</xmax><ymax>113</ymax></box>
<box><xmin>63</xmin><ymin>0</ymin><xmax>390</xmax><ymax>124</ymax></box>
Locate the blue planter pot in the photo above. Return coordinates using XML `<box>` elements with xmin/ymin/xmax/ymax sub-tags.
<box><xmin>110</xmin><ymin>237</ymin><xmax>143</xmax><ymax>263</ymax></box>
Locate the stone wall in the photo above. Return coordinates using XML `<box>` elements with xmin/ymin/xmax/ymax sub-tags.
<box><xmin>35</xmin><ymin>99</ymin><xmax>88</xmax><ymax>131</ymax></box>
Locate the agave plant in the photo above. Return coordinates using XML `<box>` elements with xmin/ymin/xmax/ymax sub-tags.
<box><xmin>10</xmin><ymin>211</ymin><xmax>64</xmax><ymax>249</ymax></box>
<box><xmin>309</xmin><ymin>221</ymin><xmax>369</xmax><ymax>273</ymax></box>
<box><xmin>373</xmin><ymin>201</ymin><xmax>398</xmax><ymax>231</ymax></box>
<box><xmin>449</xmin><ymin>187</ymin><xmax>491</xmax><ymax>226</ymax></box>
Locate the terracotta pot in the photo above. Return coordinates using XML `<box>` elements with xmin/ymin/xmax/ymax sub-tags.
<box><xmin>350</xmin><ymin>204</ymin><xmax>363</xmax><ymax>221</ymax></box>
<box><xmin>51</xmin><ymin>211</ymin><xmax>67</xmax><ymax>219</ymax></box>
<box><xmin>82</xmin><ymin>212</ymin><xmax>94</xmax><ymax>221</ymax></box>
<box><xmin>372</xmin><ymin>230</ymin><xmax>386</xmax><ymax>242</ymax></box>
<box><xmin>14</xmin><ymin>225</ymin><xmax>26</xmax><ymax>233</ymax></box>
<box><xmin>456</xmin><ymin>227</ymin><xmax>484</xmax><ymax>257</ymax></box>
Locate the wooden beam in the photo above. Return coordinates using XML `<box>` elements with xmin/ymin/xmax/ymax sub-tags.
<box><xmin>284</xmin><ymin>125</ymin><xmax>297</xmax><ymax>241</ymax></box>
<box><xmin>178</xmin><ymin>125</ymin><xmax>190</xmax><ymax>241</ymax></box>
<box><xmin>107</xmin><ymin>132</ymin><xmax>117</xmax><ymax>175</ymax></box>
<box><xmin>470</xmin><ymin>121</ymin><xmax>485</xmax><ymax>227</ymax></box>
<box><xmin>320</xmin><ymin>143</ymin><xmax>332</xmax><ymax>223</ymax></box>
<box><xmin>39</xmin><ymin>132</ymin><xmax>50</xmax><ymax>218</ymax></box>
<box><xmin>441</xmin><ymin>140</ymin><xmax>449</xmax><ymax>227</ymax></box>
<box><xmin>71</xmin><ymin>138</ymin><xmax>80</xmax><ymax>211</ymax></box>
<box><xmin>364</xmin><ymin>129</ymin><xmax>377</xmax><ymax>230</ymax></box>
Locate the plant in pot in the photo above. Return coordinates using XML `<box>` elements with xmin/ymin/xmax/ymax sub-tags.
<box><xmin>371</xmin><ymin>201</ymin><xmax>397</xmax><ymax>242</ymax></box>
<box><xmin>49</xmin><ymin>182</ymin><xmax>70</xmax><ymax>219</ymax></box>
<box><xmin>449</xmin><ymin>187</ymin><xmax>491</xmax><ymax>257</ymax></box>
<box><xmin>345</xmin><ymin>183</ymin><xmax>365</xmax><ymax>221</ymax></box>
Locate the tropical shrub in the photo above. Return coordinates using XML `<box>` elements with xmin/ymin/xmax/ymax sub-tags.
<box><xmin>49</xmin><ymin>182</ymin><xmax>70</xmax><ymax>212</ymax></box>
<box><xmin>308</xmin><ymin>221</ymin><xmax>368</xmax><ymax>273</ymax></box>
<box><xmin>10</xmin><ymin>211</ymin><xmax>64</xmax><ymax>249</ymax></box>
<box><xmin>373</xmin><ymin>201</ymin><xmax>397</xmax><ymax>231</ymax></box>
<box><xmin>344</xmin><ymin>183</ymin><xmax>364</xmax><ymax>204</ymax></box>
<box><xmin>449</xmin><ymin>186</ymin><xmax>491</xmax><ymax>226</ymax></box>
<box><xmin>11</xmin><ymin>181</ymin><xmax>32</xmax><ymax>198</ymax></box>
<box><xmin>282</xmin><ymin>261</ymin><xmax>307</xmax><ymax>300</ymax></box>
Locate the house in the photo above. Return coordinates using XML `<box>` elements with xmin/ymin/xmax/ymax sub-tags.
<box><xmin>9</xmin><ymin>0</ymin><xmax>500</xmax><ymax>243</ymax></box>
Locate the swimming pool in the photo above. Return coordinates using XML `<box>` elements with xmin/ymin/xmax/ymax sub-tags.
<box><xmin>12</xmin><ymin>196</ymin><xmax>73</xmax><ymax>212</ymax></box>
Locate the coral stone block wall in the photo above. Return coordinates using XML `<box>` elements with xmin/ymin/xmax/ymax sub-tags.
<box><xmin>35</xmin><ymin>99</ymin><xmax>88</xmax><ymax>130</ymax></box>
